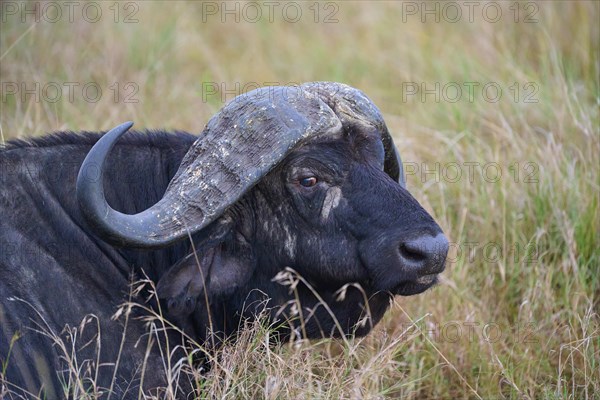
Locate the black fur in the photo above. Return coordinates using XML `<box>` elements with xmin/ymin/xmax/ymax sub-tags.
<box><xmin>0</xmin><ymin>128</ymin><xmax>445</xmax><ymax>398</ymax></box>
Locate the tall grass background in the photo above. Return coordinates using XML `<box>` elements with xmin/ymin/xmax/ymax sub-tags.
<box><xmin>1</xmin><ymin>1</ymin><xmax>598</xmax><ymax>398</ymax></box>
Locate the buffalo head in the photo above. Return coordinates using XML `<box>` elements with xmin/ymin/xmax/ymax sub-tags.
<box><xmin>77</xmin><ymin>82</ymin><xmax>448</xmax><ymax>339</ymax></box>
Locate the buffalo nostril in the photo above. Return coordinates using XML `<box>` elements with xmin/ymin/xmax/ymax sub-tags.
<box><xmin>399</xmin><ymin>233</ymin><xmax>449</xmax><ymax>273</ymax></box>
<box><xmin>399</xmin><ymin>242</ymin><xmax>428</xmax><ymax>263</ymax></box>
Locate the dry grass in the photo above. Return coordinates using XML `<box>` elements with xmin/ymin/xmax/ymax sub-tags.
<box><xmin>1</xmin><ymin>1</ymin><xmax>598</xmax><ymax>399</ymax></box>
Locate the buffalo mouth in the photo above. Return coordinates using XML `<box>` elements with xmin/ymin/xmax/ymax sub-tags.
<box><xmin>391</xmin><ymin>274</ymin><xmax>439</xmax><ymax>296</ymax></box>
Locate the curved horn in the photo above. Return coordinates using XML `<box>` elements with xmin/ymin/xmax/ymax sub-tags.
<box><xmin>77</xmin><ymin>87</ymin><xmax>341</xmax><ymax>248</ymax></box>
<box><xmin>300</xmin><ymin>82</ymin><xmax>405</xmax><ymax>187</ymax></box>
<box><xmin>387</xmin><ymin>144</ymin><xmax>405</xmax><ymax>187</ymax></box>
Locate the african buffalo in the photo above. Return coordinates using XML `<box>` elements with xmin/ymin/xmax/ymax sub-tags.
<box><xmin>0</xmin><ymin>82</ymin><xmax>448</xmax><ymax>398</ymax></box>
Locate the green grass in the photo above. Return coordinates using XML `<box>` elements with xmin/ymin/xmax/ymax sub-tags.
<box><xmin>1</xmin><ymin>1</ymin><xmax>598</xmax><ymax>399</ymax></box>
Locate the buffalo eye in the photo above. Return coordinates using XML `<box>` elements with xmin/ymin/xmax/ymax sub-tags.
<box><xmin>299</xmin><ymin>176</ymin><xmax>318</xmax><ymax>187</ymax></box>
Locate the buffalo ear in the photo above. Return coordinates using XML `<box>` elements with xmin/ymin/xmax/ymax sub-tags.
<box><xmin>207</xmin><ymin>233</ymin><xmax>255</xmax><ymax>296</ymax></box>
<box><xmin>156</xmin><ymin>214</ymin><xmax>233</xmax><ymax>317</ymax></box>
<box><xmin>157</xmin><ymin>218</ymin><xmax>255</xmax><ymax>317</ymax></box>
<box><xmin>156</xmin><ymin>251</ymin><xmax>209</xmax><ymax>317</ymax></box>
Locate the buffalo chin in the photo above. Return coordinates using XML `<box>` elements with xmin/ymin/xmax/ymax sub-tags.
<box><xmin>392</xmin><ymin>275</ymin><xmax>439</xmax><ymax>296</ymax></box>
